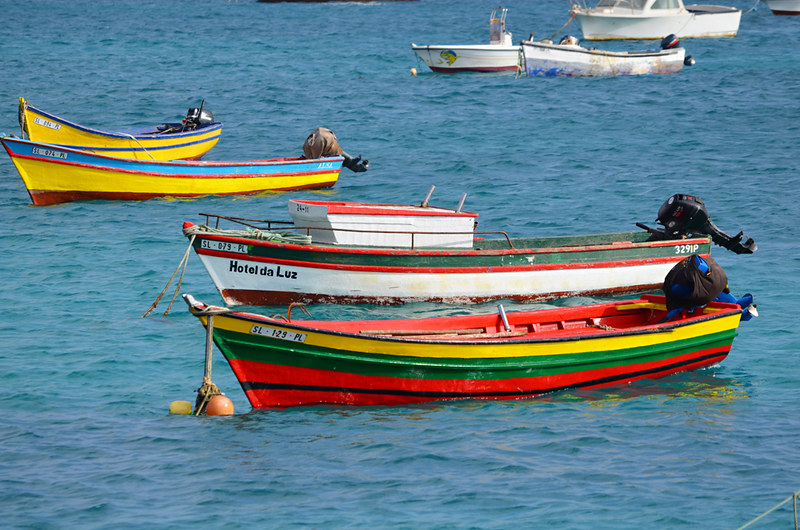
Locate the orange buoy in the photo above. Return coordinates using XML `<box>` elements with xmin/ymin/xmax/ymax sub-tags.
<box><xmin>410</xmin><ymin>68</ymin><xmax>417</xmax><ymax>76</ymax></box>
<box><xmin>206</xmin><ymin>395</ymin><xmax>234</xmax><ymax>416</ymax></box>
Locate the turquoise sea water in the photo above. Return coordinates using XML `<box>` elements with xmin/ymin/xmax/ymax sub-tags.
<box><xmin>1</xmin><ymin>0</ymin><xmax>798</xmax><ymax>527</ymax></box>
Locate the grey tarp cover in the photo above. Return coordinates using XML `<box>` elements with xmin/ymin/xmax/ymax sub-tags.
<box><xmin>303</xmin><ymin>127</ymin><xmax>343</xmax><ymax>159</ymax></box>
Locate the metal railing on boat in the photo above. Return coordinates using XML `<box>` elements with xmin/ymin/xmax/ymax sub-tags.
<box><xmin>198</xmin><ymin>213</ymin><xmax>515</xmax><ymax>249</ymax></box>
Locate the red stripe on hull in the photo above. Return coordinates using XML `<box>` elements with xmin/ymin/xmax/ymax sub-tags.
<box><xmin>27</xmin><ymin>180</ymin><xmax>337</xmax><ymax>206</ymax></box>
<box><xmin>429</xmin><ymin>66</ymin><xmax>519</xmax><ymax>73</ymax></box>
<box><xmin>771</xmin><ymin>10</ymin><xmax>800</xmax><ymax>14</ymax></box>
<box><xmin>221</xmin><ymin>283</ymin><xmax>662</xmax><ymax>306</ymax></box>
<box><xmin>227</xmin><ymin>346</ymin><xmax>731</xmax><ymax>408</ymax></box>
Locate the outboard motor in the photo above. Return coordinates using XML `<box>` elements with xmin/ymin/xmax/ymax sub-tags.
<box><xmin>182</xmin><ymin>100</ymin><xmax>214</xmax><ymax>131</ymax></box>
<box><xmin>660</xmin><ymin>34</ymin><xmax>680</xmax><ymax>50</ymax></box>
<box><xmin>642</xmin><ymin>194</ymin><xmax>757</xmax><ymax>254</ymax></box>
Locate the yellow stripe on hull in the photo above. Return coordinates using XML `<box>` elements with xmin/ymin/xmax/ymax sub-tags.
<box><xmin>207</xmin><ymin>311</ymin><xmax>741</xmax><ymax>360</ymax></box>
<box><xmin>11</xmin><ymin>157</ymin><xmax>340</xmax><ymax>196</ymax></box>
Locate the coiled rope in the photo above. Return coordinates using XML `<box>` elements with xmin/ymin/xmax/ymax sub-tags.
<box><xmin>182</xmin><ymin>223</ymin><xmax>312</xmax><ymax>244</ymax></box>
<box><xmin>737</xmin><ymin>489</ymin><xmax>799</xmax><ymax>529</ymax></box>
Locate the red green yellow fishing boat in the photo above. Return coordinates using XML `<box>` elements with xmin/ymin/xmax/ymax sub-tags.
<box><xmin>183</xmin><ymin>293</ymin><xmax>746</xmax><ymax>408</ymax></box>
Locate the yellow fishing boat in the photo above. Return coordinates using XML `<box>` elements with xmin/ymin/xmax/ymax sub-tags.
<box><xmin>17</xmin><ymin>97</ymin><xmax>222</xmax><ymax>160</ymax></box>
<box><xmin>0</xmin><ymin>135</ymin><xmax>343</xmax><ymax>206</ymax></box>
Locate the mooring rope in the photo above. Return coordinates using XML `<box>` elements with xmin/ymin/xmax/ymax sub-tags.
<box><xmin>141</xmin><ymin>235</ymin><xmax>196</xmax><ymax>317</ymax></box>
<box><xmin>194</xmin><ymin>376</ymin><xmax>221</xmax><ymax>416</ymax></box>
<box><xmin>743</xmin><ymin>0</ymin><xmax>761</xmax><ymax>15</ymax></box>
<box><xmin>18</xmin><ymin>98</ymin><xmax>28</xmax><ymax>138</ymax></box>
<box><xmin>544</xmin><ymin>12</ymin><xmax>576</xmax><ymax>43</ymax></box>
<box><xmin>120</xmin><ymin>132</ymin><xmax>157</xmax><ymax>160</ymax></box>
<box><xmin>737</xmin><ymin>489</ymin><xmax>799</xmax><ymax>530</ymax></box>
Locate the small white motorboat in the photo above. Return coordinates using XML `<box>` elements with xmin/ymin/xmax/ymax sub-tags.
<box><xmin>763</xmin><ymin>0</ymin><xmax>800</xmax><ymax>14</ymax></box>
<box><xmin>520</xmin><ymin>34</ymin><xmax>692</xmax><ymax>77</ymax></box>
<box><xmin>411</xmin><ymin>7</ymin><xmax>521</xmax><ymax>73</ymax></box>
<box><xmin>570</xmin><ymin>0</ymin><xmax>741</xmax><ymax>40</ymax></box>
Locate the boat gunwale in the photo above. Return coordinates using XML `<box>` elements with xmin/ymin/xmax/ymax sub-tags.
<box><xmin>188</xmin><ymin>223</ymin><xmax>711</xmax><ymax>258</ymax></box>
<box><xmin>1</xmin><ymin>136</ymin><xmax>344</xmax><ymax>170</ymax></box>
<box><xmin>197</xmin><ymin>297</ymin><xmax>742</xmax><ymax>347</ymax></box>
<box><xmin>411</xmin><ymin>43</ymin><xmax>521</xmax><ymax>52</ymax></box>
<box><xmin>521</xmin><ymin>40</ymin><xmax>684</xmax><ymax>59</ymax></box>
<box><xmin>23</xmin><ymin>103</ymin><xmax>224</xmax><ymax>140</ymax></box>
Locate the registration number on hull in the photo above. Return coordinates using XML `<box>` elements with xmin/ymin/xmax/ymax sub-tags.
<box><xmin>250</xmin><ymin>325</ymin><xmax>307</xmax><ymax>343</ymax></box>
<box><xmin>675</xmin><ymin>243</ymin><xmax>700</xmax><ymax>254</ymax></box>
<box><xmin>201</xmin><ymin>239</ymin><xmax>248</xmax><ymax>254</ymax></box>
<box><xmin>32</xmin><ymin>147</ymin><xmax>67</xmax><ymax>159</ymax></box>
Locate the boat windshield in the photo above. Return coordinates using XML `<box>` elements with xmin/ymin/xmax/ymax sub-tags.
<box><xmin>651</xmin><ymin>0</ymin><xmax>681</xmax><ymax>8</ymax></box>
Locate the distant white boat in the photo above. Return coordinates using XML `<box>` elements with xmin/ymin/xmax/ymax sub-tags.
<box><xmin>570</xmin><ymin>0</ymin><xmax>741</xmax><ymax>40</ymax></box>
<box><xmin>520</xmin><ymin>34</ymin><xmax>691</xmax><ymax>76</ymax></box>
<box><xmin>763</xmin><ymin>0</ymin><xmax>800</xmax><ymax>14</ymax></box>
<box><xmin>411</xmin><ymin>7</ymin><xmax>520</xmax><ymax>73</ymax></box>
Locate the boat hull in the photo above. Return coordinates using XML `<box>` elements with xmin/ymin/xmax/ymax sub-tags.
<box><xmin>521</xmin><ymin>41</ymin><xmax>685</xmax><ymax>76</ymax></box>
<box><xmin>187</xmin><ymin>294</ymin><xmax>742</xmax><ymax>408</ymax></box>
<box><xmin>411</xmin><ymin>44</ymin><xmax>520</xmax><ymax>72</ymax></box>
<box><xmin>185</xmin><ymin>223</ymin><xmax>712</xmax><ymax>305</ymax></box>
<box><xmin>1</xmin><ymin>136</ymin><xmax>343</xmax><ymax>206</ymax></box>
<box><xmin>764</xmin><ymin>0</ymin><xmax>800</xmax><ymax>14</ymax></box>
<box><xmin>19</xmin><ymin>99</ymin><xmax>223</xmax><ymax>160</ymax></box>
<box><xmin>572</xmin><ymin>5</ymin><xmax>741</xmax><ymax>40</ymax></box>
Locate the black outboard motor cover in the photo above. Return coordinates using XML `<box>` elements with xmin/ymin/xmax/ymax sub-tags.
<box><xmin>661</xmin><ymin>34</ymin><xmax>680</xmax><ymax>50</ymax></box>
<box><xmin>656</xmin><ymin>194</ymin><xmax>757</xmax><ymax>254</ymax></box>
<box><xmin>657</xmin><ymin>193</ymin><xmax>707</xmax><ymax>237</ymax></box>
<box><xmin>663</xmin><ymin>254</ymin><xmax>727</xmax><ymax>312</ymax></box>
<box><xmin>184</xmin><ymin>107</ymin><xmax>214</xmax><ymax>129</ymax></box>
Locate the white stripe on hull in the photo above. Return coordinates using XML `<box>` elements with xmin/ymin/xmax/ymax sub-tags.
<box><xmin>198</xmin><ymin>254</ymin><xmax>674</xmax><ymax>305</ymax></box>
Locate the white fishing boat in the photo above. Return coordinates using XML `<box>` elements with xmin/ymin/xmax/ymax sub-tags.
<box><xmin>411</xmin><ymin>7</ymin><xmax>521</xmax><ymax>73</ymax></box>
<box><xmin>180</xmin><ymin>192</ymin><xmax>756</xmax><ymax>306</ymax></box>
<box><xmin>520</xmin><ymin>34</ymin><xmax>691</xmax><ymax>76</ymax></box>
<box><xmin>763</xmin><ymin>0</ymin><xmax>800</xmax><ymax>14</ymax></box>
<box><xmin>570</xmin><ymin>0</ymin><xmax>741</xmax><ymax>40</ymax></box>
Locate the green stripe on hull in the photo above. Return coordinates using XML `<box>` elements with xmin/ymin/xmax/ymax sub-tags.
<box><xmin>212</xmin><ymin>328</ymin><xmax>737</xmax><ymax>381</ymax></box>
<box><xmin>194</xmin><ymin>231</ymin><xmax>712</xmax><ymax>269</ymax></box>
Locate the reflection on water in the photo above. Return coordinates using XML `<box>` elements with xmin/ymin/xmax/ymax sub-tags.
<box><xmin>538</xmin><ymin>371</ymin><xmax>748</xmax><ymax>411</ymax></box>
<box><xmin>227</xmin><ymin>369</ymin><xmax>747</xmax><ymax>427</ymax></box>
